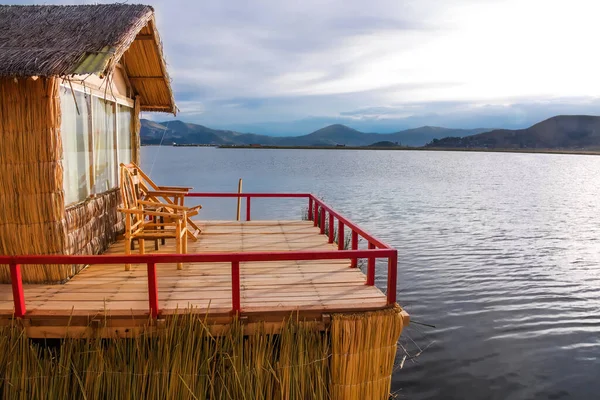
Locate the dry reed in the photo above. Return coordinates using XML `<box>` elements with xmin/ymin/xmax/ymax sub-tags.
<box><xmin>0</xmin><ymin>313</ymin><xmax>330</xmax><ymax>399</ymax></box>
<box><xmin>330</xmin><ymin>306</ymin><xmax>406</xmax><ymax>399</ymax></box>
<box><xmin>0</xmin><ymin>77</ymin><xmax>70</xmax><ymax>283</ymax></box>
<box><xmin>0</xmin><ymin>76</ymin><xmax>127</xmax><ymax>283</ymax></box>
<box><xmin>0</xmin><ymin>308</ymin><xmax>405</xmax><ymax>399</ymax></box>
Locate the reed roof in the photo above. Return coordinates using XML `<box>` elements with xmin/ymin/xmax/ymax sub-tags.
<box><xmin>0</xmin><ymin>4</ymin><xmax>175</xmax><ymax>113</ymax></box>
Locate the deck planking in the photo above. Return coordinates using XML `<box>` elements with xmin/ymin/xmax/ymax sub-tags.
<box><xmin>0</xmin><ymin>221</ymin><xmax>390</xmax><ymax>337</ymax></box>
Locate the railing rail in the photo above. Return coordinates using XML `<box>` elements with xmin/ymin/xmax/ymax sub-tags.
<box><xmin>3</xmin><ymin>193</ymin><xmax>398</xmax><ymax>319</ymax></box>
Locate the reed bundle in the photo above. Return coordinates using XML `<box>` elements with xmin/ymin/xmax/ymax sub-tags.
<box><xmin>0</xmin><ymin>308</ymin><xmax>405</xmax><ymax>399</ymax></box>
<box><xmin>330</xmin><ymin>306</ymin><xmax>406</xmax><ymax>399</ymax></box>
<box><xmin>65</xmin><ymin>189</ymin><xmax>124</xmax><ymax>256</ymax></box>
<box><xmin>0</xmin><ymin>313</ymin><xmax>332</xmax><ymax>399</ymax></box>
<box><xmin>0</xmin><ymin>4</ymin><xmax>175</xmax><ymax>113</ymax></box>
<box><xmin>0</xmin><ymin>77</ymin><xmax>126</xmax><ymax>283</ymax></box>
<box><xmin>0</xmin><ymin>77</ymin><xmax>70</xmax><ymax>283</ymax></box>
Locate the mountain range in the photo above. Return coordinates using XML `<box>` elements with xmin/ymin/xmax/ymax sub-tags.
<box><xmin>141</xmin><ymin>115</ymin><xmax>600</xmax><ymax>149</ymax></box>
<box><xmin>426</xmin><ymin>115</ymin><xmax>600</xmax><ymax>149</ymax></box>
<box><xmin>140</xmin><ymin>120</ymin><xmax>489</xmax><ymax>147</ymax></box>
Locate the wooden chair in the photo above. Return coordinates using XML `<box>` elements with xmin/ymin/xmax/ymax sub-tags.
<box><xmin>119</xmin><ymin>165</ymin><xmax>188</xmax><ymax>270</ymax></box>
<box><xmin>121</xmin><ymin>163</ymin><xmax>202</xmax><ymax>241</ymax></box>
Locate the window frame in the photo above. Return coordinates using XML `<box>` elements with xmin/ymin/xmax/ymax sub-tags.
<box><xmin>60</xmin><ymin>83</ymin><xmax>135</xmax><ymax>206</ymax></box>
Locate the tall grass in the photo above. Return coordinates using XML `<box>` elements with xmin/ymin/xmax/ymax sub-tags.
<box><xmin>0</xmin><ymin>313</ymin><xmax>330</xmax><ymax>399</ymax></box>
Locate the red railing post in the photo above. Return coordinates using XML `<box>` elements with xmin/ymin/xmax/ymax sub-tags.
<box><xmin>328</xmin><ymin>212</ymin><xmax>334</xmax><ymax>243</ymax></box>
<box><xmin>246</xmin><ymin>197</ymin><xmax>251</xmax><ymax>221</ymax></box>
<box><xmin>232</xmin><ymin>261</ymin><xmax>241</xmax><ymax>314</ymax></box>
<box><xmin>313</xmin><ymin>203</ymin><xmax>319</xmax><ymax>227</ymax></box>
<box><xmin>350</xmin><ymin>231</ymin><xmax>358</xmax><ymax>267</ymax></box>
<box><xmin>9</xmin><ymin>263</ymin><xmax>26</xmax><ymax>318</ymax></box>
<box><xmin>147</xmin><ymin>262</ymin><xmax>159</xmax><ymax>318</ymax></box>
<box><xmin>366</xmin><ymin>242</ymin><xmax>375</xmax><ymax>285</ymax></box>
<box><xmin>320</xmin><ymin>207</ymin><xmax>325</xmax><ymax>234</ymax></box>
<box><xmin>338</xmin><ymin>220</ymin><xmax>345</xmax><ymax>250</ymax></box>
<box><xmin>387</xmin><ymin>252</ymin><xmax>398</xmax><ymax>304</ymax></box>
<box><xmin>308</xmin><ymin>197</ymin><xmax>313</xmax><ymax>221</ymax></box>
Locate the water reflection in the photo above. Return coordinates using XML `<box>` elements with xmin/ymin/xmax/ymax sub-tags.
<box><xmin>143</xmin><ymin>147</ymin><xmax>600</xmax><ymax>399</ymax></box>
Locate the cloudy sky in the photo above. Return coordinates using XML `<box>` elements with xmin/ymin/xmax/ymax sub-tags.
<box><xmin>8</xmin><ymin>0</ymin><xmax>600</xmax><ymax>134</ymax></box>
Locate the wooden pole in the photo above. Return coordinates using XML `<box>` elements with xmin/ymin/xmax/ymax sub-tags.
<box><xmin>236</xmin><ymin>179</ymin><xmax>242</xmax><ymax>221</ymax></box>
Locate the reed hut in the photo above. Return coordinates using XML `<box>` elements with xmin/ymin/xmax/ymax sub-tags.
<box><xmin>0</xmin><ymin>4</ymin><xmax>176</xmax><ymax>283</ymax></box>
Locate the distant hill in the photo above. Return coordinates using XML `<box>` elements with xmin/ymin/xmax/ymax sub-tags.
<box><xmin>368</xmin><ymin>141</ymin><xmax>401</xmax><ymax>147</ymax></box>
<box><xmin>427</xmin><ymin>115</ymin><xmax>600</xmax><ymax>149</ymax></box>
<box><xmin>140</xmin><ymin>120</ymin><xmax>489</xmax><ymax>147</ymax></box>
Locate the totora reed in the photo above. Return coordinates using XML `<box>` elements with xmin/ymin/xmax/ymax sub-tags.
<box><xmin>0</xmin><ymin>307</ymin><xmax>406</xmax><ymax>399</ymax></box>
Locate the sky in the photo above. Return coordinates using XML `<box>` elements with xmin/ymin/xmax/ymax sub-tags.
<box><xmin>7</xmin><ymin>0</ymin><xmax>600</xmax><ymax>134</ymax></box>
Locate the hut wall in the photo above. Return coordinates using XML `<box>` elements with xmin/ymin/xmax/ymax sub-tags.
<box><xmin>65</xmin><ymin>189</ymin><xmax>124</xmax><ymax>257</ymax></box>
<box><xmin>0</xmin><ymin>77</ymin><xmax>71</xmax><ymax>283</ymax></box>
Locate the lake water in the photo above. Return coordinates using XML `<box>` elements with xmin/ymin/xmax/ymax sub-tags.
<box><xmin>142</xmin><ymin>146</ymin><xmax>600</xmax><ymax>399</ymax></box>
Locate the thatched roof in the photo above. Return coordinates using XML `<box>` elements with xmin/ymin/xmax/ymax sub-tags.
<box><xmin>0</xmin><ymin>4</ymin><xmax>175</xmax><ymax>113</ymax></box>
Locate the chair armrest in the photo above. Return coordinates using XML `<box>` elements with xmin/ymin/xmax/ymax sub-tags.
<box><xmin>138</xmin><ymin>200</ymin><xmax>189</xmax><ymax>211</ymax></box>
<box><xmin>146</xmin><ymin>190</ymin><xmax>187</xmax><ymax>197</ymax></box>
<box><xmin>119</xmin><ymin>207</ymin><xmax>186</xmax><ymax>219</ymax></box>
<box><xmin>156</xmin><ymin>186</ymin><xmax>193</xmax><ymax>191</ymax></box>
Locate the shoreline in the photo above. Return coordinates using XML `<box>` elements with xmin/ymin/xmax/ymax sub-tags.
<box><xmin>217</xmin><ymin>145</ymin><xmax>600</xmax><ymax>156</ymax></box>
<box><xmin>141</xmin><ymin>144</ymin><xmax>600</xmax><ymax>156</ymax></box>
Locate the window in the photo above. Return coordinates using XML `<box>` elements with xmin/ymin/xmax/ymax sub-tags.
<box><xmin>61</xmin><ymin>87</ymin><xmax>134</xmax><ymax>205</ymax></box>
<box><xmin>60</xmin><ymin>89</ymin><xmax>91</xmax><ymax>205</ymax></box>
<box><xmin>117</xmin><ymin>104</ymin><xmax>133</xmax><ymax>165</ymax></box>
<box><xmin>92</xmin><ymin>97</ymin><xmax>116</xmax><ymax>194</ymax></box>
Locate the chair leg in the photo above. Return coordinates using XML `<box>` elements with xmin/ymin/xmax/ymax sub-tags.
<box><xmin>176</xmin><ymin>221</ymin><xmax>183</xmax><ymax>270</ymax></box>
<box><xmin>161</xmin><ymin>216</ymin><xmax>166</xmax><ymax>245</ymax></box>
<box><xmin>139</xmin><ymin>239</ymin><xmax>145</xmax><ymax>255</ymax></box>
<box><xmin>153</xmin><ymin>216</ymin><xmax>159</xmax><ymax>250</ymax></box>
<box><xmin>186</xmin><ymin>218</ymin><xmax>202</xmax><ymax>240</ymax></box>
<box><xmin>125</xmin><ymin>237</ymin><xmax>132</xmax><ymax>271</ymax></box>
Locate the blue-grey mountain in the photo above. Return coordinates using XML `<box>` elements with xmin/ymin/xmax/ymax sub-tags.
<box><xmin>140</xmin><ymin>119</ymin><xmax>489</xmax><ymax>147</ymax></box>
<box><xmin>427</xmin><ymin>115</ymin><xmax>600</xmax><ymax>149</ymax></box>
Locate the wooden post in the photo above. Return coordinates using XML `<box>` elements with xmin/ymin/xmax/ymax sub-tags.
<box><xmin>147</xmin><ymin>262</ymin><xmax>159</xmax><ymax>318</ymax></box>
<box><xmin>338</xmin><ymin>220</ymin><xmax>345</xmax><ymax>250</ymax></box>
<box><xmin>236</xmin><ymin>179</ymin><xmax>242</xmax><ymax>221</ymax></box>
<box><xmin>351</xmin><ymin>231</ymin><xmax>358</xmax><ymax>267</ymax></box>
<box><xmin>308</xmin><ymin>197</ymin><xmax>313</xmax><ymax>221</ymax></box>
<box><xmin>232</xmin><ymin>261</ymin><xmax>241</xmax><ymax>314</ymax></box>
<box><xmin>387</xmin><ymin>252</ymin><xmax>398</xmax><ymax>304</ymax></box>
<box><xmin>246</xmin><ymin>197</ymin><xmax>251</xmax><ymax>221</ymax></box>
<box><xmin>9</xmin><ymin>263</ymin><xmax>26</xmax><ymax>318</ymax></box>
<box><xmin>328</xmin><ymin>212</ymin><xmax>335</xmax><ymax>243</ymax></box>
<box><xmin>320</xmin><ymin>208</ymin><xmax>325</xmax><ymax>234</ymax></box>
<box><xmin>366</xmin><ymin>242</ymin><xmax>375</xmax><ymax>285</ymax></box>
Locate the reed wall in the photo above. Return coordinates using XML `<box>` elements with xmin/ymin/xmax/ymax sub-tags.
<box><xmin>0</xmin><ymin>77</ymin><xmax>133</xmax><ymax>284</ymax></box>
<box><xmin>65</xmin><ymin>188</ymin><xmax>124</xmax><ymax>256</ymax></box>
<box><xmin>0</xmin><ymin>77</ymin><xmax>71</xmax><ymax>283</ymax></box>
<box><xmin>330</xmin><ymin>306</ymin><xmax>406</xmax><ymax>399</ymax></box>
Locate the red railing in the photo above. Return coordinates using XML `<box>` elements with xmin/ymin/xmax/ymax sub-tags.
<box><xmin>2</xmin><ymin>193</ymin><xmax>398</xmax><ymax>319</ymax></box>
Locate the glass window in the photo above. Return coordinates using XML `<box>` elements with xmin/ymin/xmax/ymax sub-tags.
<box><xmin>92</xmin><ymin>97</ymin><xmax>117</xmax><ymax>193</ymax></box>
<box><xmin>117</xmin><ymin>104</ymin><xmax>133</xmax><ymax>165</ymax></box>
<box><xmin>60</xmin><ymin>88</ymin><xmax>91</xmax><ymax>205</ymax></box>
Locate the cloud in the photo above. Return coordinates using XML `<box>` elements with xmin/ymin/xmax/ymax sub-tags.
<box><xmin>7</xmin><ymin>0</ymin><xmax>600</xmax><ymax>132</ymax></box>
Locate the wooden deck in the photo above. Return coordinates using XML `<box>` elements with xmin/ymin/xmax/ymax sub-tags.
<box><xmin>0</xmin><ymin>221</ymin><xmax>391</xmax><ymax>337</ymax></box>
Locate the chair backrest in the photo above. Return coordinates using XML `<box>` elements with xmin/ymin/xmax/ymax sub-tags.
<box><xmin>120</xmin><ymin>163</ymin><xmax>141</xmax><ymax>210</ymax></box>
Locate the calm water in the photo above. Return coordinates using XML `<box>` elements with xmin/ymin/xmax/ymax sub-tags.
<box><xmin>142</xmin><ymin>146</ymin><xmax>600</xmax><ymax>399</ymax></box>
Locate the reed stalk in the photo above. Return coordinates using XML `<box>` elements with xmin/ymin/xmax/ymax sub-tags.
<box><xmin>0</xmin><ymin>307</ymin><xmax>404</xmax><ymax>399</ymax></box>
